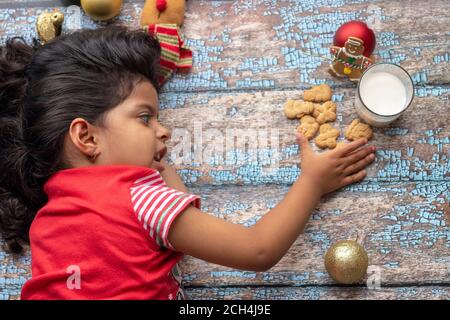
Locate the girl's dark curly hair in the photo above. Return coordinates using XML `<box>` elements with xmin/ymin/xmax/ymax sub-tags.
<box><xmin>0</xmin><ymin>26</ymin><xmax>161</xmax><ymax>253</ymax></box>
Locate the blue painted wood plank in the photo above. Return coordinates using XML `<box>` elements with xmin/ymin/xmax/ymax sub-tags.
<box><xmin>157</xmin><ymin>88</ymin><xmax>449</xmax><ymax>185</ymax></box>
<box><xmin>2</xmin><ymin>180</ymin><xmax>448</xmax><ymax>298</ymax></box>
<box><xmin>185</xmin><ymin>286</ymin><xmax>450</xmax><ymax>300</ymax></box>
<box><xmin>0</xmin><ymin>0</ymin><xmax>449</xmax><ymax>92</ymax></box>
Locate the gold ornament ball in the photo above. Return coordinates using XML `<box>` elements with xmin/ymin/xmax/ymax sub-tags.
<box><xmin>324</xmin><ymin>240</ymin><xmax>369</xmax><ymax>284</ymax></box>
<box><xmin>81</xmin><ymin>0</ymin><xmax>122</xmax><ymax>21</ymax></box>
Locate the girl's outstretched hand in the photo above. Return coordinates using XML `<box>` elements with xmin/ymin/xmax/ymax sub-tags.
<box><xmin>296</xmin><ymin>132</ymin><xmax>376</xmax><ymax>196</ymax></box>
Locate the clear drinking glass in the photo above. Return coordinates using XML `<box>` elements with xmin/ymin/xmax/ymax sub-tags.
<box><xmin>355</xmin><ymin>63</ymin><xmax>414</xmax><ymax>127</ymax></box>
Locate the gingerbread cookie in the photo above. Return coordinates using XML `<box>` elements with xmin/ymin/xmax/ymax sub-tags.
<box><xmin>284</xmin><ymin>99</ymin><xmax>314</xmax><ymax>119</ymax></box>
<box><xmin>313</xmin><ymin>101</ymin><xmax>337</xmax><ymax>124</ymax></box>
<box><xmin>303</xmin><ymin>84</ymin><xmax>332</xmax><ymax>102</ymax></box>
<box><xmin>284</xmin><ymin>99</ymin><xmax>298</xmax><ymax>119</ymax></box>
<box><xmin>315</xmin><ymin>123</ymin><xmax>340</xmax><ymax>149</ymax></box>
<box><xmin>345</xmin><ymin>119</ymin><xmax>373</xmax><ymax>141</ymax></box>
<box><xmin>297</xmin><ymin>115</ymin><xmax>319</xmax><ymax>140</ymax></box>
<box><xmin>329</xmin><ymin>37</ymin><xmax>372</xmax><ymax>81</ymax></box>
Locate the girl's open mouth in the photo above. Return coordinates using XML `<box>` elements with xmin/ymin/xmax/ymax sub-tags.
<box><xmin>153</xmin><ymin>147</ymin><xmax>167</xmax><ymax>171</ymax></box>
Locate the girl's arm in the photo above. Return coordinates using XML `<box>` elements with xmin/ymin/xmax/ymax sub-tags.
<box><xmin>169</xmin><ymin>134</ymin><xmax>376</xmax><ymax>271</ymax></box>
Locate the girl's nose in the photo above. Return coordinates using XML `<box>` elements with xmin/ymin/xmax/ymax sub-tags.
<box><xmin>157</xmin><ymin>124</ymin><xmax>171</xmax><ymax>142</ymax></box>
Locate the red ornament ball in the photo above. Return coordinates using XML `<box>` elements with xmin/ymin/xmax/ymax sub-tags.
<box><xmin>333</xmin><ymin>21</ymin><xmax>376</xmax><ymax>57</ymax></box>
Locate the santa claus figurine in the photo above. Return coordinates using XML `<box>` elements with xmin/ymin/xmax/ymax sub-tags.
<box><xmin>140</xmin><ymin>0</ymin><xmax>192</xmax><ymax>86</ymax></box>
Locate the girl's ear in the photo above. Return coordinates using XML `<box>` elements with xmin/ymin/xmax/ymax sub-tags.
<box><xmin>68</xmin><ymin>117</ymin><xmax>100</xmax><ymax>159</ymax></box>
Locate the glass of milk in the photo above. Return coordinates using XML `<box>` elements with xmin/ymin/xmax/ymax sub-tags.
<box><xmin>355</xmin><ymin>63</ymin><xmax>414</xmax><ymax>127</ymax></box>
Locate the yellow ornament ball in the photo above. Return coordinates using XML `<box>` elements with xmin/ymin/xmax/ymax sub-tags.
<box><xmin>81</xmin><ymin>0</ymin><xmax>122</xmax><ymax>21</ymax></box>
<box><xmin>324</xmin><ymin>240</ymin><xmax>369</xmax><ymax>284</ymax></box>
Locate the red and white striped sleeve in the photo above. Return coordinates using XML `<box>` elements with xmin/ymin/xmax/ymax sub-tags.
<box><xmin>130</xmin><ymin>172</ymin><xmax>201</xmax><ymax>250</ymax></box>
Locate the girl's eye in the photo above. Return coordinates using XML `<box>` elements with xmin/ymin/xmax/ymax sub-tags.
<box><xmin>139</xmin><ymin>114</ymin><xmax>151</xmax><ymax>123</ymax></box>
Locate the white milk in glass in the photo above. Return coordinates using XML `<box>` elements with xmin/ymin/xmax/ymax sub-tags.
<box><xmin>355</xmin><ymin>63</ymin><xmax>414</xmax><ymax>127</ymax></box>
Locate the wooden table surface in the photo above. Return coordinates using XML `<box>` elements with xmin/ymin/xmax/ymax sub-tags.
<box><xmin>0</xmin><ymin>0</ymin><xmax>449</xmax><ymax>300</ymax></box>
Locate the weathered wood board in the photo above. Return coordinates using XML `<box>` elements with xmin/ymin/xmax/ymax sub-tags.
<box><xmin>0</xmin><ymin>0</ymin><xmax>449</xmax><ymax>300</ymax></box>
